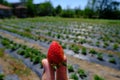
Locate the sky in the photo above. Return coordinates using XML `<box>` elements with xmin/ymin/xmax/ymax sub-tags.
<box><xmin>7</xmin><ymin>0</ymin><xmax>88</xmax><ymax>9</ymax></box>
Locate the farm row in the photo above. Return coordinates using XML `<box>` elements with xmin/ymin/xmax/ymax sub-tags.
<box><xmin>0</xmin><ymin>17</ymin><xmax>120</xmax><ymax>80</ymax></box>
<box><xmin>0</xmin><ymin>18</ymin><xmax>120</xmax><ymax>52</ymax></box>
<box><xmin>0</xmin><ymin>34</ymin><xmax>106</xmax><ymax>80</ymax></box>
<box><xmin>0</xmin><ymin>18</ymin><xmax>120</xmax><ymax>70</ymax></box>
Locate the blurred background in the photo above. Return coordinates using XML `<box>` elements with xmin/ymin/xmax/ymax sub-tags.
<box><xmin>0</xmin><ymin>0</ymin><xmax>120</xmax><ymax>19</ymax></box>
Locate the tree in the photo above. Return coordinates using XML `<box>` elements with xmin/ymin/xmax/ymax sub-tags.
<box><xmin>0</xmin><ymin>0</ymin><xmax>10</xmax><ymax>6</ymax></box>
<box><xmin>61</xmin><ymin>9</ymin><xmax>75</xmax><ymax>18</ymax></box>
<box><xmin>74</xmin><ymin>7</ymin><xmax>82</xmax><ymax>18</ymax></box>
<box><xmin>84</xmin><ymin>7</ymin><xmax>94</xmax><ymax>18</ymax></box>
<box><xmin>85</xmin><ymin>0</ymin><xmax>120</xmax><ymax>19</ymax></box>
<box><xmin>55</xmin><ymin>5</ymin><xmax>62</xmax><ymax>16</ymax></box>
<box><xmin>26</xmin><ymin>0</ymin><xmax>36</xmax><ymax>17</ymax></box>
<box><xmin>38</xmin><ymin>1</ymin><xmax>54</xmax><ymax>16</ymax></box>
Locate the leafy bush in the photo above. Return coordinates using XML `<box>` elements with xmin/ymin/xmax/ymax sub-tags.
<box><xmin>94</xmin><ymin>75</ymin><xmax>105</xmax><ymax>80</ymax></box>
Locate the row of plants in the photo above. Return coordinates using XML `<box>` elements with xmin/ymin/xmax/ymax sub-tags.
<box><xmin>1</xmin><ymin>19</ymin><xmax>120</xmax><ymax>52</ymax></box>
<box><xmin>68</xmin><ymin>43</ymin><xmax>118</xmax><ymax>65</ymax></box>
<box><xmin>0</xmin><ymin>35</ymin><xmax>46</xmax><ymax>66</ymax></box>
<box><xmin>68</xmin><ymin>64</ymin><xmax>105</xmax><ymax>80</ymax></box>
<box><xmin>0</xmin><ymin>27</ymin><xmax>119</xmax><ymax>69</ymax></box>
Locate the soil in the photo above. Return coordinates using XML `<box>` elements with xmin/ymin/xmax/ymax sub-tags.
<box><xmin>0</xmin><ymin>51</ymin><xmax>40</xmax><ymax>80</ymax></box>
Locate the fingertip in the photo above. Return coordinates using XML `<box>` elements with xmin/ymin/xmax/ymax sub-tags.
<box><xmin>42</xmin><ymin>59</ymin><xmax>48</xmax><ymax>70</ymax></box>
<box><xmin>64</xmin><ymin>55</ymin><xmax>67</xmax><ymax>62</ymax></box>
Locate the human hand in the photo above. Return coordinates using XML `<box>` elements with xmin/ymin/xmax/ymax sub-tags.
<box><xmin>42</xmin><ymin>56</ymin><xmax>68</xmax><ymax>80</ymax></box>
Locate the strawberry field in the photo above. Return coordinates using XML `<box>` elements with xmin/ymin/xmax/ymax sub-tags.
<box><xmin>0</xmin><ymin>17</ymin><xmax>120</xmax><ymax>80</ymax></box>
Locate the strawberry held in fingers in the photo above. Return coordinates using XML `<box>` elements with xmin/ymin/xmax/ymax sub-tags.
<box><xmin>47</xmin><ymin>41</ymin><xmax>65</xmax><ymax>69</ymax></box>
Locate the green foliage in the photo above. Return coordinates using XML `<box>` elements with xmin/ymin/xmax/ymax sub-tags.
<box><xmin>61</xmin><ymin>9</ymin><xmax>75</xmax><ymax>18</ymax></box>
<box><xmin>109</xmin><ymin>58</ymin><xmax>116</xmax><ymax>64</ymax></box>
<box><xmin>68</xmin><ymin>64</ymin><xmax>74</xmax><ymax>72</ymax></box>
<box><xmin>77</xmin><ymin>68</ymin><xmax>87</xmax><ymax>79</ymax></box>
<box><xmin>97</xmin><ymin>53</ymin><xmax>103</xmax><ymax>61</ymax></box>
<box><xmin>94</xmin><ymin>75</ymin><xmax>105</xmax><ymax>80</ymax></box>
<box><xmin>0</xmin><ymin>0</ymin><xmax>10</xmax><ymax>6</ymax></box>
<box><xmin>84</xmin><ymin>7</ymin><xmax>94</xmax><ymax>18</ymax></box>
<box><xmin>79</xmin><ymin>39</ymin><xmax>86</xmax><ymax>44</ymax></box>
<box><xmin>70</xmin><ymin>44</ymin><xmax>79</xmax><ymax>53</ymax></box>
<box><xmin>96</xmin><ymin>41</ymin><xmax>100</xmax><ymax>47</ymax></box>
<box><xmin>70</xmin><ymin>73</ymin><xmax>78</xmax><ymax>80</ymax></box>
<box><xmin>24</xmin><ymin>28</ymin><xmax>31</xmax><ymax>32</ymax></box>
<box><xmin>89</xmin><ymin>49</ymin><xmax>97</xmax><ymax>55</ymax></box>
<box><xmin>62</xmin><ymin>44</ymin><xmax>66</xmax><ymax>49</ymax></box>
<box><xmin>103</xmin><ymin>42</ymin><xmax>109</xmax><ymax>48</ymax></box>
<box><xmin>26</xmin><ymin>0</ymin><xmax>36</xmax><ymax>17</ymax></box>
<box><xmin>55</xmin><ymin>5</ymin><xmax>62</xmax><ymax>16</ymax></box>
<box><xmin>81</xmin><ymin>47</ymin><xmax>87</xmax><ymax>55</ymax></box>
<box><xmin>0</xmin><ymin>74</ymin><xmax>4</xmax><ymax>80</ymax></box>
<box><xmin>113</xmin><ymin>43</ymin><xmax>119</xmax><ymax>50</ymax></box>
<box><xmin>108</xmin><ymin>54</ymin><xmax>113</xmax><ymax>57</ymax></box>
<box><xmin>38</xmin><ymin>1</ymin><xmax>54</xmax><ymax>16</ymax></box>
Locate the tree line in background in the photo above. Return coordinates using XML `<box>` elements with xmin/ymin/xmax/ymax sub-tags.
<box><xmin>0</xmin><ymin>0</ymin><xmax>120</xmax><ymax>19</ymax></box>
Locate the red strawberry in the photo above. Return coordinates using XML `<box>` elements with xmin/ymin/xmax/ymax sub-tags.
<box><xmin>47</xmin><ymin>41</ymin><xmax>65</xmax><ymax>68</ymax></box>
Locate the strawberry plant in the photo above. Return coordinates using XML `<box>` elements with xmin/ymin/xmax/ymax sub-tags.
<box><xmin>109</xmin><ymin>58</ymin><xmax>116</xmax><ymax>64</ymax></box>
<box><xmin>68</xmin><ymin>64</ymin><xmax>74</xmax><ymax>72</ymax></box>
<box><xmin>0</xmin><ymin>74</ymin><xmax>4</xmax><ymax>80</ymax></box>
<box><xmin>97</xmin><ymin>53</ymin><xmax>103</xmax><ymax>61</ymax></box>
<box><xmin>77</xmin><ymin>68</ymin><xmax>87</xmax><ymax>79</ymax></box>
<box><xmin>108</xmin><ymin>54</ymin><xmax>113</xmax><ymax>57</ymax></box>
<box><xmin>70</xmin><ymin>73</ymin><xmax>78</xmax><ymax>80</ymax></box>
<box><xmin>94</xmin><ymin>74</ymin><xmax>105</xmax><ymax>80</ymax></box>
<box><xmin>113</xmin><ymin>43</ymin><xmax>119</xmax><ymax>50</ymax></box>
<box><xmin>81</xmin><ymin>47</ymin><xmax>87</xmax><ymax>55</ymax></box>
<box><xmin>89</xmin><ymin>49</ymin><xmax>97</xmax><ymax>55</ymax></box>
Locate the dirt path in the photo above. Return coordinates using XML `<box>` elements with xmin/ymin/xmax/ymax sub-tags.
<box><xmin>0</xmin><ymin>31</ymin><xmax>120</xmax><ymax>80</ymax></box>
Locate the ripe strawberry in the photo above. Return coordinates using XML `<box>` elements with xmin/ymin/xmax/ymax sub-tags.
<box><xmin>47</xmin><ymin>41</ymin><xmax>65</xmax><ymax>68</ymax></box>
